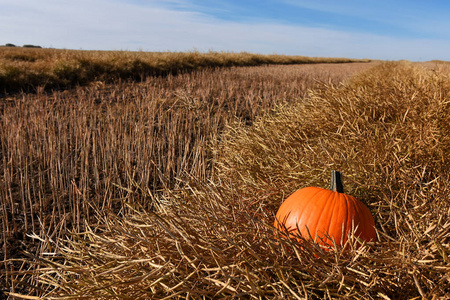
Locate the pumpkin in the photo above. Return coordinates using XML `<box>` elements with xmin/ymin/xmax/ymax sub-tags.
<box><xmin>274</xmin><ymin>171</ymin><xmax>376</xmax><ymax>248</ymax></box>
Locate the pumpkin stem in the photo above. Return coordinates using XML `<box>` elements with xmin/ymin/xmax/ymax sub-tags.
<box><xmin>330</xmin><ymin>170</ymin><xmax>344</xmax><ymax>193</ymax></box>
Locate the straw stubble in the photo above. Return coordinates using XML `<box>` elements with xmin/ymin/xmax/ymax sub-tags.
<box><xmin>6</xmin><ymin>61</ymin><xmax>450</xmax><ymax>298</ymax></box>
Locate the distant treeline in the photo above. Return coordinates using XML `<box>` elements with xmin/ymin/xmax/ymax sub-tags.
<box><xmin>2</xmin><ymin>43</ymin><xmax>42</xmax><ymax>48</ymax></box>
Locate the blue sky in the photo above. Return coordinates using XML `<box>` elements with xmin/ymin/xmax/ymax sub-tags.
<box><xmin>1</xmin><ymin>0</ymin><xmax>450</xmax><ymax>61</ymax></box>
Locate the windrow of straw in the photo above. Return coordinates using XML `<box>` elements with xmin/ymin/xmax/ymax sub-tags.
<box><xmin>1</xmin><ymin>62</ymin><xmax>373</xmax><ymax>296</ymax></box>
<box><xmin>0</xmin><ymin>47</ymin><xmax>371</xmax><ymax>94</ymax></box>
<box><xmin>9</xmin><ymin>61</ymin><xmax>450</xmax><ymax>299</ymax></box>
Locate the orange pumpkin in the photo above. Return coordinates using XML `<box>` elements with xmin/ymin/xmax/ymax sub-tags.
<box><xmin>274</xmin><ymin>171</ymin><xmax>376</xmax><ymax>248</ymax></box>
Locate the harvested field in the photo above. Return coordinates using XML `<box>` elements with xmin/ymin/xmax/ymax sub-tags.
<box><xmin>3</xmin><ymin>60</ymin><xmax>450</xmax><ymax>299</ymax></box>
<box><xmin>0</xmin><ymin>47</ymin><xmax>370</xmax><ymax>94</ymax></box>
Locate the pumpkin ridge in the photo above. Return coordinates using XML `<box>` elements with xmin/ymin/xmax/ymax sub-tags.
<box><xmin>304</xmin><ymin>190</ymin><xmax>327</xmax><ymax>242</ymax></box>
<box><xmin>325</xmin><ymin>191</ymin><xmax>343</xmax><ymax>245</ymax></box>
<box><xmin>275</xmin><ymin>187</ymin><xmax>323</xmax><ymax>234</ymax></box>
<box><xmin>296</xmin><ymin>188</ymin><xmax>326</xmax><ymax>235</ymax></box>
<box><xmin>325</xmin><ymin>191</ymin><xmax>339</xmax><ymax>244</ymax></box>
<box><xmin>345</xmin><ymin>194</ymin><xmax>357</xmax><ymax>243</ymax></box>
<box><xmin>303</xmin><ymin>188</ymin><xmax>331</xmax><ymax>238</ymax></box>
<box><xmin>338</xmin><ymin>192</ymin><xmax>348</xmax><ymax>245</ymax></box>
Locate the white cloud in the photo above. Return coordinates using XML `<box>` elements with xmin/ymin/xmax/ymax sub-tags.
<box><xmin>1</xmin><ymin>0</ymin><xmax>449</xmax><ymax>61</ymax></box>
